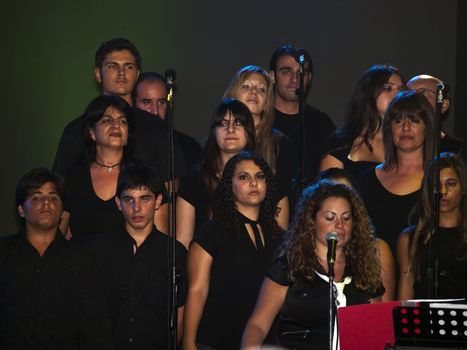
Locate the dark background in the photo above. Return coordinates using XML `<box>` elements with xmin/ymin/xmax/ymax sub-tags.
<box><xmin>0</xmin><ymin>0</ymin><xmax>465</xmax><ymax>235</ymax></box>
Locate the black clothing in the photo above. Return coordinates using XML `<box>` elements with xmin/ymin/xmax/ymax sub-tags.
<box><xmin>178</xmin><ymin>171</ymin><xmax>287</xmax><ymax>232</ymax></box>
<box><xmin>267</xmin><ymin>256</ymin><xmax>380</xmax><ymax>350</ymax></box>
<box><xmin>175</xmin><ymin>129</ymin><xmax>202</xmax><ymax>174</ymax></box>
<box><xmin>178</xmin><ymin>171</ymin><xmax>210</xmax><ymax>230</ymax></box>
<box><xmin>441</xmin><ymin>134</ymin><xmax>467</xmax><ymax>163</ymax></box>
<box><xmin>359</xmin><ymin>168</ymin><xmax>420</xmax><ymax>255</ymax></box>
<box><xmin>0</xmin><ymin>232</ymin><xmax>80</xmax><ymax>350</ymax></box>
<box><xmin>81</xmin><ymin>226</ymin><xmax>187</xmax><ymax>350</ymax></box>
<box><xmin>53</xmin><ymin>107</ymin><xmax>186</xmax><ymax>181</ymax></box>
<box><xmin>273</xmin><ymin>129</ymin><xmax>299</xmax><ymax>196</ymax></box>
<box><xmin>322</xmin><ymin>132</ymin><xmax>380</xmax><ymax>178</ymax></box>
<box><xmin>274</xmin><ymin>104</ymin><xmax>335</xmax><ymax>184</ymax></box>
<box><xmin>194</xmin><ymin>219</ymin><xmax>279</xmax><ymax>349</ymax></box>
<box><xmin>61</xmin><ymin>161</ymin><xmax>123</xmax><ymax>245</ymax></box>
<box><xmin>412</xmin><ymin>227</ymin><xmax>467</xmax><ymax>299</ymax></box>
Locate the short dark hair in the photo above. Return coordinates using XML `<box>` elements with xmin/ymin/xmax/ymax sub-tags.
<box><xmin>133</xmin><ymin>71</ymin><xmax>167</xmax><ymax>101</ymax></box>
<box><xmin>95</xmin><ymin>37</ymin><xmax>142</xmax><ymax>70</ymax></box>
<box><xmin>269</xmin><ymin>44</ymin><xmax>313</xmax><ymax>75</ymax></box>
<box><xmin>82</xmin><ymin>95</ymin><xmax>135</xmax><ymax>162</ymax></box>
<box><xmin>116</xmin><ymin>162</ymin><xmax>164</xmax><ymax>198</ymax></box>
<box><xmin>16</xmin><ymin>167</ymin><xmax>66</xmax><ymax>207</ymax></box>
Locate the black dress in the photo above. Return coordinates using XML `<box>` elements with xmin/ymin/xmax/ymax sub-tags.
<box><xmin>412</xmin><ymin>227</ymin><xmax>467</xmax><ymax>299</ymax></box>
<box><xmin>322</xmin><ymin>133</ymin><xmax>379</xmax><ymax>179</ymax></box>
<box><xmin>193</xmin><ymin>217</ymin><xmax>280</xmax><ymax>349</ymax></box>
<box><xmin>359</xmin><ymin>167</ymin><xmax>420</xmax><ymax>255</ymax></box>
<box><xmin>267</xmin><ymin>256</ymin><xmax>380</xmax><ymax>350</ymax></box>
<box><xmin>61</xmin><ymin>161</ymin><xmax>123</xmax><ymax>245</ymax></box>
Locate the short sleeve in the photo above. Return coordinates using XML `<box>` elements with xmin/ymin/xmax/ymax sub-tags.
<box><xmin>266</xmin><ymin>255</ymin><xmax>292</xmax><ymax>286</ymax></box>
<box><xmin>193</xmin><ymin>220</ymin><xmax>223</xmax><ymax>258</ymax></box>
<box><xmin>178</xmin><ymin>172</ymin><xmax>203</xmax><ymax>207</ymax></box>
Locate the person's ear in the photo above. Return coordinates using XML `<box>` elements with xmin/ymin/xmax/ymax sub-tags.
<box><xmin>268</xmin><ymin>71</ymin><xmax>275</xmax><ymax>84</ymax></box>
<box><xmin>18</xmin><ymin>205</ymin><xmax>25</xmax><ymax>218</ymax></box>
<box><xmin>89</xmin><ymin>127</ymin><xmax>96</xmax><ymax>142</ymax></box>
<box><xmin>154</xmin><ymin>194</ymin><xmax>163</xmax><ymax>211</ymax></box>
<box><xmin>94</xmin><ymin>67</ymin><xmax>102</xmax><ymax>84</ymax></box>
<box><xmin>115</xmin><ymin>196</ymin><xmax>122</xmax><ymax>211</ymax></box>
<box><xmin>442</xmin><ymin>99</ymin><xmax>450</xmax><ymax>114</ymax></box>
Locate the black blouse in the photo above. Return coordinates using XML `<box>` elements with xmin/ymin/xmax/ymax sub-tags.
<box><xmin>193</xmin><ymin>218</ymin><xmax>280</xmax><ymax>349</ymax></box>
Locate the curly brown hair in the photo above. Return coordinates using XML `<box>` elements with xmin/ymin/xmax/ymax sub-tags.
<box><xmin>282</xmin><ymin>180</ymin><xmax>381</xmax><ymax>292</ymax></box>
<box><xmin>212</xmin><ymin>151</ymin><xmax>283</xmax><ymax>240</ymax></box>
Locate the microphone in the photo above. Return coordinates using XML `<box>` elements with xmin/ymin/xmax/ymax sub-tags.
<box><xmin>326</xmin><ymin>232</ymin><xmax>339</xmax><ymax>277</ymax></box>
<box><xmin>164</xmin><ymin>68</ymin><xmax>177</xmax><ymax>87</ymax></box>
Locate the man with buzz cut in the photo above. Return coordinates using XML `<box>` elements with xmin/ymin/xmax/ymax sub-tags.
<box><xmin>269</xmin><ymin>44</ymin><xmax>335</xmax><ymax>185</ymax></box>
<box><xmin>0</xmin><ymin>168</ymin><xmax>81</xmax><ymax>349</ymax></box>
<box><xmin>53</xmin><ymin>37</ymin><xmax>186</xmax><ymax>180</ymax></box>
<box><xmin>134</xmin><ymin>71</ymin><xmax>203</xmax><ymax>174</ymax></box>
<box><xmin>80</xmin><ymin>163</ymin><xmax>187</xmax><ymax>349</ymax></box>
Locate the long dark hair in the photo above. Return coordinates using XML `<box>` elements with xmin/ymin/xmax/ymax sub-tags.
<box><xmin>212</xmin><ymin>151</ymin><xmax>282</xmax><ymax>240</ymax></box>
<box><xmin>408</xmin><ymin>152</ymin><xmax>467</xmax><ymax>277</ymax></box>
<box><xmin>82</xmin><ymin>95</ymin><xmax>134</xmax><ymax>163</ymax></box>
<box><xmin>201</xmin><ymin>99</ymin><xmax>256</xmax><ymax>203</ymax></box>
<box><xmin>336</xmin><ymin>64</ymin><xmax>404</xmax><ymax>153</ymax></box>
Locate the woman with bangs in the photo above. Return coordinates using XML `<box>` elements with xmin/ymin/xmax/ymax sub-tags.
<box><xmin>241</xmin><ymin>180</ymin><xmax>383</xmax><ymax>350</ymax></box>
<box><xmin>176</xmin><ymin>99</ymin><xmax>257</xmax><ymax>248</ymax></box>
<box><xmin>359</xmin><ymin>90</ymin><xmax>435</xmax><ymax>256</ymax></box>
<box><xmin>320</xmin><ymin>64</ymin><xmax>405</xmax><ymax>178</ymax></box>
<box><xmin>397</xmin><ymin>152</ymin><xmax>467</xmax><ymax>299</ymax></box>
<box><xmin>183</xmin><ymin>151</ymin><xmax>283</xmax><ymax>350</ymax></box>
<box><xmin>223</xmin><ymin>65</ymin><xmax>296</xmax><ymax>216</ymax></box>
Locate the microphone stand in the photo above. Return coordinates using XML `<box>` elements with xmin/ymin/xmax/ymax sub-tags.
<box><xmin>166</xmin><ymin>75</ymin><xmax>179</xmax><ymax>350</ymax></box>
<box><xmin>328</xmin><ymin>257</ymin><xmax>336</xmax><ymax>350</ymax></box>
<box><xmin>427</xmin><ymin>82</ymin><xmax>445</xmax><ymax>298</ymax></box>
<box><xmin>295</xmin><ymin>54</ymin><xmax>307</xmax><ymax>196</ymax></box>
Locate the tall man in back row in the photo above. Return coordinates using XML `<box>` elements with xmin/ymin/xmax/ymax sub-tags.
<box><xmin>269</xmin><ymin>45</ymin><xmax>335</xmax><ymax>186</ymax></box>
<box><xmin>53</xmin><ymin>37</ymin><xmax>186</xmax><ymax>180</ymax></box>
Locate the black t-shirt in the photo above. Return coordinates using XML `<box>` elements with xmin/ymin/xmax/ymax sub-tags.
<box><xmin>274</xmin><ymin>104</ymin><xmax>335</xmax><ymax>183</ymax></box>
<box><xmin>61</xmin><ymin>161</ymin><xmax>124</xmax><ymax>245</ymax></box>
<box><xmin>412</xmin><ymin>227</ymin><xmax>467</xmax><ymax>299</ymax></box>
<box><xmin>0</xmin><ymin>232</ymin><xmax>81</xmax><ymax>350</ymax></box>
<box><xmin>52</xmin><ymin>106</ymin><xmax>186</xmax><ymax>181</ymax></box>
<box><xmin>194</xmin><ymin>219</ymin><xmax>280</xmax><ymax>349</ymax></box>
<box><xmin>80</xmin><ymin>226</ymin><xmax>187</xmax><ymax>350</ymax></box>
<box><xmin>175</xmin><ymin>129</ymin><xmax>202</xmax><ymax>175</ymax></box>
<box><xmin>273</xmin><ymin>129</ymin><xmax>299</xmax><ymax>197</ymax></box>
<box><xmin>359</xmin><ymin>168</ymin><xmax>420</xmax><ymax>255</ymax></box>
<box><xmin>267</xmin><ymin>256</ymin><xmax>380</xmax><ymax>350</ymax></box>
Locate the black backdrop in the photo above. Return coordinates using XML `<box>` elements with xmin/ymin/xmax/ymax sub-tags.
<box><xmin>0</xmin><ymin>0</ymin><xmax>464</xmax><ymax>235</ymax></box>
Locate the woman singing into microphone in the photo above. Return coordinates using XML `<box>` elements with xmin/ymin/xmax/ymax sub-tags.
<box><xmin>241</xmin><ymin>180</ymin><xmax>383</xmax><ymax>350</ymax></box>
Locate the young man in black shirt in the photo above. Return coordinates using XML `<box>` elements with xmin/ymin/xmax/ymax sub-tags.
<box><xmin>81</xmin><ymin>163</ymin><xmax>187</xmax><ymax>349</ymax></box>
<box><xmin>269</xmin><ymin>45</ymin><xmax>335</xmax><ymax>185</ymax></box>
<box><xmin>0</xmin><ymin>168</ymin><xmax>81</xmax><ymax>349</ymax></box>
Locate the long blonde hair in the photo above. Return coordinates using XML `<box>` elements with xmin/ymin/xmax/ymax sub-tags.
<box><xmin>223</xmin><ymin>65</ymin><xmax>280</xmax><ymax>173</ymax></box>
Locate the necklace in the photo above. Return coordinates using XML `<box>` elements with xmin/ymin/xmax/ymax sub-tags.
<box><xmin>94</xmin><ymin>160</ymin><xmax>122</xmax><ymax>173</ymax></box>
